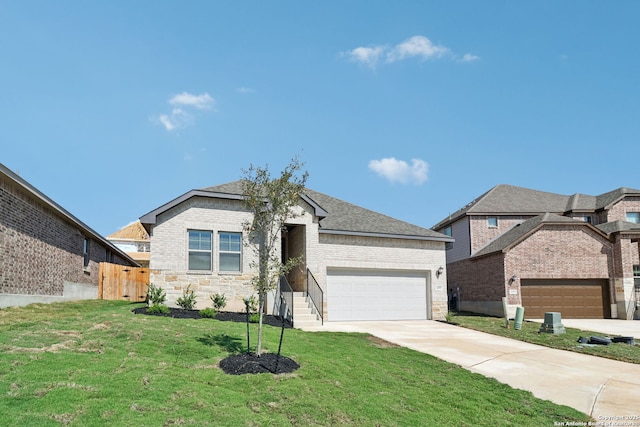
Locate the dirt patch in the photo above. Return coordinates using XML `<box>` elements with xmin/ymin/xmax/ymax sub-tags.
<box><xmin>368</xmin><ymin>336</ymin><xmax>400</xmax><ymax>348</ymax></box>
<box><xmin>132</xmin><ymin>307</ymin><xmax>292</xmax><ymax>328</ymax></box>
<box><xmin>219</xmin><ymin>352</ymin><xmax>300</xmax><ymax>375</ymax></box>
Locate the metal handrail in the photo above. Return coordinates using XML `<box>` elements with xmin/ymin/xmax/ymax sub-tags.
<box><xmin>278</xmin><ymin>275</ymin><xmax>294</xmax><ymax>324</ymax></box>
<box><xmin>306</xmin><ymin>269</ymin><xmax>323</xmax><ymax>324</ymax></box>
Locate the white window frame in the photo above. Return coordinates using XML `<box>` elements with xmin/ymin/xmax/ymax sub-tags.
<box><xmin>188</xmin><ymin>230</ymin><xmax>213</xmax><ymax>271</ymax></box>
<box><xmin>487</xmin><ymin>217</ymin><xmax>498</xmax><ymax>228</ymax></box>
<box><xmin>218</xmin><ymin>232</ymin><xmax>242</xmax><ymax>273</ymax></box>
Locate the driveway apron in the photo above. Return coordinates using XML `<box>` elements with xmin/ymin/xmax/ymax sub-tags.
<box><xmin>305</xmin><ymin>320</ymin><xmax>640</xmax><ymax>420</ymax></box>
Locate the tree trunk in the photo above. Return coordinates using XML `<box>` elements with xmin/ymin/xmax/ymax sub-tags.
<box><xmin>256</xmin><ymin>292</ymin><xmax>265</xmax><ymax>356</ymax></box>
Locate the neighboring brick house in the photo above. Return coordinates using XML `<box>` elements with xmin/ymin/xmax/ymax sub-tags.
<box><xmin>0</xmin><ymin>163</ymin><xmax>138</xmax><ymax>308</ymax></box>
<box><xmin>433</xmin><ymin>185</ymin><xmax>640</xmax><ymax>320</ymax></box>
<box><xmin>140</xmin><ymin>181</ymin><xmax>453</xmax><ymax>323</ymax></box>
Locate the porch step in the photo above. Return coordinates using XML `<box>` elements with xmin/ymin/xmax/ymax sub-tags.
<box><xmin>292</xmin><ymin>293</ymin><xmax>322</xmax><ymax>329</ymax></box>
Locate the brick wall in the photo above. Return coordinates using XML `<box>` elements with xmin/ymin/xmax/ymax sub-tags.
<box><xmin>469</xmin><ymin>215</ymin><xmax>533</xmax><ymax>254</ymax></box>
<box><xmin>605</xmin><ymin>197</ymin><xmax>640</xmax><ymax>223</ymax></box>
<box><xmin>0</xmin><ymin>175</ymin><xmax>129</xmax><ymax>297</ymax></box>
<box><xmin>505</xmin><ymin>225</ymin><xmax>612</xmax><ymax>282</ymax></box>
<box><xmin>447</xmin><ymin>254</ymin><xmax>506</xmax><ymax>302</ymax></box>
<box><xmin>447</xmin><ymin>224</ymin><xmax>613</xmax><ymax>310</ymax></box>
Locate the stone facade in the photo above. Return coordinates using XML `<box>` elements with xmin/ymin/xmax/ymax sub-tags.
<box><xmin>0</xmin><ymin>166</ymin><xmax>135</xmax><ymax>307</ymax></box>
<box><xmin>149</xmin><ymin>197</ymin><xmax>257</xmax><ymax>311</ymax></box>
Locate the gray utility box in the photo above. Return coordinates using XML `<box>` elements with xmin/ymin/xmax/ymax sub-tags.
<box><xmin>539</xmin><ymin>312</ymin><xmax>566</xmax><ymax>335</ymax></box>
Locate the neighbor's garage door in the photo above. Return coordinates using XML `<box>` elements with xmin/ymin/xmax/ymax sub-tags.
<box><xmin>521</xmin><ymin>279</ymin><xmax>609</xmax><ymax>319</ymax></box>
<box><xmin>326</xmin><ymin>268</ymin><xmax>429</xmax><ymax>321</ymax></box>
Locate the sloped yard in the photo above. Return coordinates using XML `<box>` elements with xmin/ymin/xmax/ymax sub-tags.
<box><xmin>449</xmin><ymin>312</ymin><xmax>640</xmax><ymax>364</ymax></box>
<box><xmin>0</xmin><ymin>301</ymin><xmax>591</xmax><ymax>426</ymax></box>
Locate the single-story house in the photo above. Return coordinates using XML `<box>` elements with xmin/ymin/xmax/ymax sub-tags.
<box><xmin>433</xmin><ymin>184</ymin><xmax>640</xmax><ymax>320</ymax></box>
<box><xmin>0</xmin><ymin>163</ymin><xmax>138</xmax><ymax>308</ymax></box>
<box><xmin>140</xmin><ymin>181</ymin><xmax>453</xmax><ymax>324</ymax></box>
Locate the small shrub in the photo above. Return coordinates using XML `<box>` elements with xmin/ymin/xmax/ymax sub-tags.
<box><xmin>211</xmin><ymin>293</ymin><xmax>227</xmax><ymax>311</ymax></box>
<box><xmin>147</xmin><ymin>304</ymin><xmax>170</xmax><ymax>314</ymax></box>
<box><xmin>200</xmin><ymin>308</ymin><xmax>216</xmax><ymax>318</ymax></box>
<box><xmin>249</xmin><ymin>313</ymin><xmax>261</xmax><ymax>323</ymax></box>
<box><xmin>244</xmin><ymin>295</ymin><xmax>258</xmax><ymax>314</ymax></box>
<box><xmin>176</xmin><ymin>285</ymin><xmax>197</xmax><ymax>310</ymax></box>
<box><xmin>147</xmin><ymin>284</ymin><xmax>167</xmax><ymax>306</ymax></box>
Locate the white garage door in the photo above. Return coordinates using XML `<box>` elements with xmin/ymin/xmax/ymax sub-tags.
<box><xmin>327</xmin><ymin>268</ymin><xmax>429</xmax><ymax>321</ymax></box>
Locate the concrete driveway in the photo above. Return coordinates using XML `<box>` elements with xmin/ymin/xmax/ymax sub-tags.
<box><xmin>302</xmin><ymin>320</ymin><xmax>640</xmax><ymax>420</ymax></box>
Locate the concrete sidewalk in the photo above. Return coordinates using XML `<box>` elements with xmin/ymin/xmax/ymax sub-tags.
<box><xmin>303</xmin><ymin>320</ymin><xmax>640</xmax><ymax>419</ymax></box>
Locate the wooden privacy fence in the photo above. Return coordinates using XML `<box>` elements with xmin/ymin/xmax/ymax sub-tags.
<box><xmin>99</xmin><ymin>263</ymin><xmax>150</xmax><ymax>302</ymax></box>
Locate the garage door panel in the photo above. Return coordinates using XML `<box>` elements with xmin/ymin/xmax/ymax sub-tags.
<box><xmin>327</xmin><ymin>269</ymin><xmax>428</xmax><ymax>322</ymax></box>
<box><xmin>521</xmin><ymin>280</ymin><xmax>608</xmax><ymax>319</ymax></box>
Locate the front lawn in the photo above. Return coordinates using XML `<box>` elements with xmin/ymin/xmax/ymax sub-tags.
<box><xmin>449</xmin><ymin>312</ymin><xmax>640</xmax><ymax>364</ymax></box>
<box><xmin>0</xmin><ymin>300</ymin><xmax>591</xmax><ymax>426</ymax></box>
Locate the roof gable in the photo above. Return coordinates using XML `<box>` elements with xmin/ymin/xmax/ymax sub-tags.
<box><xmin>472</xmin><ymin>213</ymin><xmax>605</xmax><ymax>258</ymax></box>
<box><xmin>142</xmin><ymin>180</ymin><xmax>452</xmax><ymax>242</ymax></box>
<box><xmin>595</xmin><ymin>187</ymin><xmax>640</xmax><ymax>210</ymax></box>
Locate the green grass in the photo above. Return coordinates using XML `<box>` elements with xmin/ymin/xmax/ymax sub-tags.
<box><xmin>0</xmin><ymin>301</ymin><xmax>591</xmax><ymax>426</ymax></box>
<box><xmin>450</xmin><ymin>312</ymin><xmax>640</xmax><ymax>364</ymax></box>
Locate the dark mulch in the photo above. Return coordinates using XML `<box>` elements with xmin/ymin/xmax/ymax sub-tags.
<box><xmin>132</xmin><ymin>307</ymin><xmax>292</xmax><ymax>328</ymax></box>
<box><xmin>219</xmin><ymin>352</ymin><xmax>300</xmax><ymax>375</ymax></box>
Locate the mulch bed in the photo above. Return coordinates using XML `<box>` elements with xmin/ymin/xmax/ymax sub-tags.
<box><xmin>132</xmin><ymin>306</ymin><xmax>292</xmax><ymax>328</ymax></box>
<box><xmin>133</xmin><ymin>306</ymin><xmax>299</xmax><ymax>375</ymax></box>
<box><xmin>219</xmin><ymin>352</ymin><xmax>300</xmax><ymax>375</ymax></box>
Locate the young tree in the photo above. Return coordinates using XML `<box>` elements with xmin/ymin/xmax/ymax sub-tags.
<box><xmin>241</xmin><ymin>157</ymin><xmax>308</xmax><ymax>356</ymax></box>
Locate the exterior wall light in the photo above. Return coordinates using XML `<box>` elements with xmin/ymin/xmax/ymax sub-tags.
<box><xmin>436</xmin><ymin>266</ymin><xmax>444</xmax><ymax>278</ymax></box>
<box><xmin>509</xmin><ymin>275</ymin><xmax>518</xmax><ymax>285</ymax></box>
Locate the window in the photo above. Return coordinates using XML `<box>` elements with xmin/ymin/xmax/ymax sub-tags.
<box><xmin>219</xmin><ymin>232</ymin><xmax>242</xmax><ymax>272</ymax></box>
<box><xmin>188</xmin><ymin>230</ymin><xmax>212</xmax><ymax>271</ymax></box>
<box><xmin>83</xmin><ymin>238</ymin><xmax>90</xmax><ymax>268</ymax></box>
<box><xmin>443</xmin><ymin>226</ymin><xmax>453</xmax><ymax>250</ymax></box>
<box><xmin>580</xmin><ymin>216</ymin><xmax>592</xmax><ymax>224</ymax></box>
<box><xmin>626</xmin><ymin>212</ymin><xmax>640</xmax><ymax>224</ymax></box>
<box><xmin>487</xmin><ymin>217</ymin><xmax>498</xmax><ymax>228</ymax></box>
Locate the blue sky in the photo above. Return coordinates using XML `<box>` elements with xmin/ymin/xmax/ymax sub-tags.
<box><xmin>1</xmin><ymin>1</ymin><xmax>639</xmax><ymax>236</ymax></box>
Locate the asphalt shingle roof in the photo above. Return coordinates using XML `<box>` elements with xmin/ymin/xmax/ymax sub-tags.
<box><xmin>434</xmin><ymin>184</ymin><xmax>640</xmax><ymax>229</ymax></box>
<box><xmin>202</xmin><ymin>181</ymin><xmax>449</xmax><ymax>240</ymax></box>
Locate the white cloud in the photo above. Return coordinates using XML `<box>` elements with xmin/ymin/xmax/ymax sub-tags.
<box><xmin>368</xmin><ymin>157</ymin><xmax>429</xmax><ymax>185</ymax></box>
<box><xmin>386</xmin><ymin>36</ymin><xmax>449</xmax><ymax>63</ymax></box>
<box><xmin>169</xmin><ymin>92</ymin><xmax>215</xmax><ymax>110</ymax></box>
<box><xmin>158</xmin><ymin>108</ymin><xmax>191</xmax><ymax>131</ymax></box>
<box><xmin>236</xmin><ymin>86</ymin><xmax>254</xmax><ymax>94</ymax></box>
<box><xmin>344</xmin><ymin>35</ymin><xmax>477</xmax><ymax>68</ymax></box>
<box><xmin>156</xmin><ymin>92</ymin><xmax>214</xmax><ymax>131</ymax></box>
<box><xmin>343</xmin><ymin>45</ymin><xmax>387</xmax><ymax>68</ymax></box>
<box><xmin>461</xmin><ymin>53</ymin><xmax>480</xmax><ymax>62</ymax></box>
